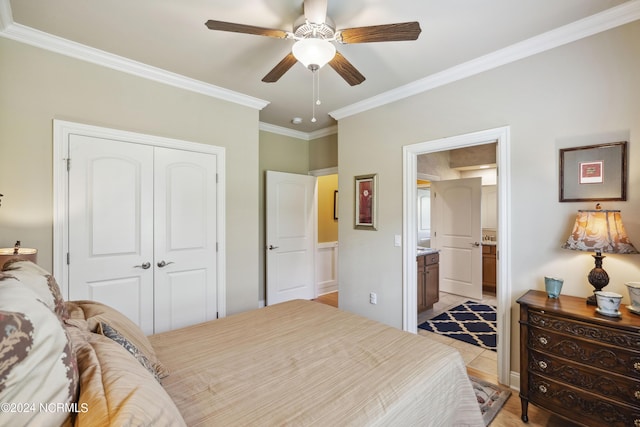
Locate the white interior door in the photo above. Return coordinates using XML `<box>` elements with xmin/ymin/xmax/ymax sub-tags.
<box><xmin>153</xmin><ymin>147</ymin><xmax>218</xmax><ymax>333</ymax></box>
<box><xmin>431</xmin><ymin>177</ymin><xmax>482</xmax><ymax>300</ymax></box>
<box><xmin>266</xmin><ymin>171</ymin><xmax>317</xmax><ymax>305</ymax></box>
<box><xmin>68</xmin><ymin>135</ymin><xmax>155</xmax><ymax>333</ymax></box>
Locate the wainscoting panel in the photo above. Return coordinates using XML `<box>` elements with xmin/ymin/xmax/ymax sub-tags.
<box><xmin>316</xmin><ymin>242</ymin><xmax>338</xmax><ymax>295</ymax></box>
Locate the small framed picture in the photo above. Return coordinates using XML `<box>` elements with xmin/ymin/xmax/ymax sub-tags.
<box><xmin>579</xmin><ymin>161</ymin><xmax>603</xmax><ymax>184</ymax></box>
<box><xmin>559</xmin><ymin>141</ymin><xmax>627</xmax><ymax>202</ymax></box>
<box><xmin>354</xmin><ymin>174</ymin><xmax>377</xmax><ymax>230</ymax></box>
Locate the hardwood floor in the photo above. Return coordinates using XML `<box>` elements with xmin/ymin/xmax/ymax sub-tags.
<box><xmin>312</xmin><ymin>291</ymin><xmax>338</xmax><ymax>307</ymax></box>
<box><xmin>313</xmin><ymin>291</ymin><xmax>579</xmax><ymax>426</ymax></box>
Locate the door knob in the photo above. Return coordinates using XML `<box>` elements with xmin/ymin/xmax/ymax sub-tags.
<box><xmin>471</xmin><ymin>242</ymin><xmax>480</xmax><ymax>247</ymax></box>
<box><xmin>268</xmin><ymin>245</ymin><xmax>279</xmax><ymax>250</ymax></box>
<box><xmin>134</xmin><ymin>262</ymin><xmax>151</xmax><ymax>269</ymax></box>
<box><xmin>157</xmin><ymin>260</ymin><xmax>174</xmax><ymax>268</ymax></box>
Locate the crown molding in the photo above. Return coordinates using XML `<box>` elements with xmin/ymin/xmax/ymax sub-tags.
<box><xmin>259</xmin><ymin>122</ymin><xmax>337</xmax><ymax>140</ymax></box>
<box><xmin>330</xmin><ymin>0</ymin><xmax>640</xmax><ymax>120</ymax></box>
<box><xmin>0</xmin><ymin>19</ymin><xmax>269</xmax><ymax>111</ymax></box>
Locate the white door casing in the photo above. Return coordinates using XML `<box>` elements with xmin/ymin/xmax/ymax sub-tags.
<box><xmin>54</xmin><ymin>120</ymin><xmax>226</xmax><ymax>335</ymax></box>
<box><xmin>266</xmin><ymin>171</ymin><xmax>317</xmax><ymax>305</ymax></box>
<box><xmin>402</xmin><ymin>125</ymin><xmax>511</xmax><ymax>386</ymax></box>
<box><xmin>431</xmin><ymin>178</ymin><xmax>483</xmax><ymax>300</ymax></box>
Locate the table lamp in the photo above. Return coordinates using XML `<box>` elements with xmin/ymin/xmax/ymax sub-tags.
<box><xmin>0</xmin><ymin>241</ymin><xmax>38</xmax><ymax>269</ymax></box>
<box><xmin>562</xmin><ymin>204</ymin><xmax>638</xmax><ymax>305</ymax></box>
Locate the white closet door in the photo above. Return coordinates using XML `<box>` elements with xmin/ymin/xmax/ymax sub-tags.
<box><xmin>68</xmin><ymin>135</ymin><xmax>155</xmax><ymax>334</ymax></box>
<box><xmin>153</xmin><ymin>147</ymin><xmax>218</xmax><ymax>333</ymax></box>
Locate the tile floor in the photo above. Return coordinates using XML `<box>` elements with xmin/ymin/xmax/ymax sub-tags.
<box><xmin>417</xmin><ymin>291</ymin><xmax>498</xmax><ymax>378</ymax></box>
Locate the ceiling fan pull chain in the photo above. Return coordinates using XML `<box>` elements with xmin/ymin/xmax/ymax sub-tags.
<box><xmin>311</xmin><ymin>69</ymin><xmax>318</xmax><ymax>123</ymax></box>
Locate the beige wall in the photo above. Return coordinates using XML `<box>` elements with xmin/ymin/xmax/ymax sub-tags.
<box><xmin>338</xmin><ymin>22</ymin><xmax>640</xmax><ymax>374</ymax></box>
<box><xmin>0</xmin><ymin>38</ymin><xmax>260</xmax><ymax>315</ymax></box>
<box><xmin>309</xmin><ymin>133</ymin><xmax>338</xmax><ymax>170</ymax></box>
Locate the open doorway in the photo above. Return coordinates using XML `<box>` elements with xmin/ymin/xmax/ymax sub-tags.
<box><xmin>310</xmin><ymin>169</ymin><xmax>339</xmax><ymax>306</ymax></box>
<box><xmin>402</xmin><ymin>126</ymin><xmax>512</xmax><ymax>386</ymax></box>
<box><xmin>416</xmin><ymin>146</ymin><xmax>498</xmax><ymax>379</ymax></box>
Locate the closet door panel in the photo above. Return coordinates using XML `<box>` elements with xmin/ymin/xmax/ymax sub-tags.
<box><xmin>68</xmin><ymin>135</ymin><xmax>154</xmax><ymax>334</ymax></box>
<box><xmin>153</xmin><ymin>147</ymin><xmax>218</xmax><ymax>333</ymax></box>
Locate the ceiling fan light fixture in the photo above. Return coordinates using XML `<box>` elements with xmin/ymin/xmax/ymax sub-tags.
<box><xmin>292</xmin><ymin>38</ymin><xmax>336</xmax><ymax>70</ymax></box>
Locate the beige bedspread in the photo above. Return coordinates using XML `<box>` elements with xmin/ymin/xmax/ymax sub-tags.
<box><xmin>149</xmin><ymin>300</ymin><xmax>483</xmax><ymax>426</ymax></box>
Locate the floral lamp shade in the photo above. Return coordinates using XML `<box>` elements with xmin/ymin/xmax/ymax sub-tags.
<box><xmin>562</xmin><ymin>209</ymin><xmax>637</xmax><ymax>254</ymax></box>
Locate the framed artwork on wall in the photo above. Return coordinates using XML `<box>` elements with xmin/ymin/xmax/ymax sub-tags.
<box><xmin>354</xmin><ymin>174</ymin><xmax>377</xmax><ymax>230</ymax></box>
<box><xmin>559</xmin><ymin>141</ymin><xmax>627</xmax><ymax>202</ymax></box>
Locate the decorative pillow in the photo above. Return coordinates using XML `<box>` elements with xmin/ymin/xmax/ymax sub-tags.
<box><xmin>97</xmin><ymin>322</ymin><xmax>160</xmax><ymax>382</ymax></box>
<box><xmin>2</xmin><ymin>260</ymin><xmax>68</xmax><ymax>321</ymax></box>
<box><xmin>68</xmin><ymin>300</ymin><xmax>169</xmax><ymax>379</ymax></box>
<box><xmin>73</xmin><ymin>330</ymin><xmax>186</xmax><ymax>427</ymax></box>
<box><xmin>0</xmin><ymin>279</ymin><xmax>79</xmax><ymax>427</ymax></box>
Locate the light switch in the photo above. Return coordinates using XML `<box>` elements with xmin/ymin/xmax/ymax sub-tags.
<box><xmin>394</xmin><ymin>234</ymin><xmax>401</xmax><ymax>247</ymax></box>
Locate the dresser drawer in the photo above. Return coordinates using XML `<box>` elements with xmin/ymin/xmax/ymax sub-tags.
<box><xmin>528</xmin><ymin>309</ymin><xmax>640</xmax><ymax>350</ymax></box>
<box><xmin>528</xmin><ymin>373</ymin><xmax>640</xmax><ymax>427</ymax></box>
<box><xmin>528</xmin><ymin>326</ymin><xmax>640</xmax><ymax>380</ymax></box>
<box><xmin>529</xmin><ymin>349</ymin><xmax>640</xmax><ymax>407</ymax></box>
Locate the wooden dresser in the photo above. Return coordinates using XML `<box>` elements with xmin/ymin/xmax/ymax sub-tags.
<box><xmin>518</xmin><ymin>290</ymin><xmax>640</xmax><ymax>427</ymax></box>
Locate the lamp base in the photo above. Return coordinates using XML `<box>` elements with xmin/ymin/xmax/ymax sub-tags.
<box><xmin>586</xmin><ymin>252</ymin><xmax>609</xmax><ymax>306</ymax></box>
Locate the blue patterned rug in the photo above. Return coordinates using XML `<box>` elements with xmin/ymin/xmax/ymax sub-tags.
<box><xmin>418</xmin><ymin>301</ymin><xmax>497</xmax><ymax>351</ymax></box>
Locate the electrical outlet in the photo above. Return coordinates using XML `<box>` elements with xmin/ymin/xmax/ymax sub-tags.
<box><xmin>369</xmin><ymin>292</ymin><xmax>377</xmax><ymax>304</ymax></box>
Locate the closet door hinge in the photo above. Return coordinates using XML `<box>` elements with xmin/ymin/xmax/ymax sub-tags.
<box><xmin>66</xmin><ymin>252</ymin><xmax>70</xmax><ymax>265</ymax></box>
<box><xmin>66</xmin><ymin>158</ymin><xmax>71</xmax><ymax>171</ymax></box>
<box><xmin>216</xmin><ymin>173</ymin><xmax>219</xmax><ymax>184</ymax></box>
<box><xmin>216</xmin><ymin>242</ymin><xmax>218</xmax><ymax>252</ymax></box>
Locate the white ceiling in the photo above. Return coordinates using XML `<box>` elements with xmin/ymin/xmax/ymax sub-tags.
<box><xmin>2</xmin><ymin>0</ymin><xmax>634</xmax><ymax>135</ymax></box>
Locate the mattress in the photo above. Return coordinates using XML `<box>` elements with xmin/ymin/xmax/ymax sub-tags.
<box><xmin>148</xmin><ymin>299</ymin><xmax>483</xmax><ymax>426</ymax></box>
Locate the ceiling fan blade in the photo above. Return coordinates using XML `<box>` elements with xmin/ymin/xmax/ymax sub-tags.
<box><xmin>339</xmin><ymin>22</ymin><xmax>421</xmax><ymax>44</ymax></box>
<box><xmin>328</xmin><ymin>52</ymin><xmax>365</xmax><ymax>86</ymax></box>
<box><xmin>303</xmin><ymin>0</ymin><xmax>328</xmax><ymax>24</ymax></box>
<box><xmin>262</xmin><ymin>53</ymin><xmax>298</xmax><ymax>83</ymax></box>
<box><xmin>205</xmin><ymin>20</ymin><xmax>289</xmax><ymax>39</ymax></box>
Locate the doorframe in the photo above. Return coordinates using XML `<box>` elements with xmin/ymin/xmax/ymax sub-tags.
<box><xmin>52</xmin><ymin>119</ymin><xmax>227</xmax><ymax>318</ymax></box>
<box><xmin>402</xmin><ymin>125</ymin><xmax>511</xmax><ymax>385</ymax></box>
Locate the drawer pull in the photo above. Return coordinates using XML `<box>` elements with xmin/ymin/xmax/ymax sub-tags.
<box><xmin>635</xmin><ymin>420</ymin><xmax>640</xmax><ymax>427</ymax></box>
<box><xmin>538</xmin><ymin>361</ymin><xmax>548</xmax><ymax>370</ymax></box>
<box><xmin>539</xmin><ymin>385</ymin><xmax>548</xmax><ymax>394</ymax></box>
<box><xmin>539</xmin><ymin>337</ymin><xmax>548</xmax><ymax>345</ymax></box>
<box><xmin>635</xmin><ymin>391</ymin><xmax>640</xmax><ymax>400</ymax></box>
<box><xmin>635</xmin><ymin>362</ymin><xmax>640</xmax><ymax>371</ymax></box>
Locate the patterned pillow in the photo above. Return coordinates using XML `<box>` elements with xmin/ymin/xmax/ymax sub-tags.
<box><xmin>2</xmin><ymin>260</ymin><xmax>69</xmax><ymax>321</ymax></box>
<box><xmin>98</xmin><ymin>322</ymin><xmax>160</xmax><ymax>382</ymax></box>
<box><xmin>0</xmin><ymin>279</ymin><xmax>79</xmax><ymax>427</ymax></box>
<box><xmin>69</xmin><ymin>300</ymin><xmax>169</xmax><ymax>379</ymax></box>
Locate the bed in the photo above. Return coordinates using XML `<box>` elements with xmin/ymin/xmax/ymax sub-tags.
<box><xmin>0</xmin><ymin>260</ymin><xmax>483</xmax><ymax>426</ymax></box>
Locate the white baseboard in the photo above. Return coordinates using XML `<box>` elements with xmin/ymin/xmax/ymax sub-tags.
<box><xmin>509</xmin><ymin>371</ymin><xmax>520</xmax><ymax>392</ymax></box>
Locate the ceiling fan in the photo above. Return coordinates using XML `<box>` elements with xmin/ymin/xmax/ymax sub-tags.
<box><xmin>205</xmin><ymin>0</ymin><xmax>421</xmax><ymax>86</ymax></box>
